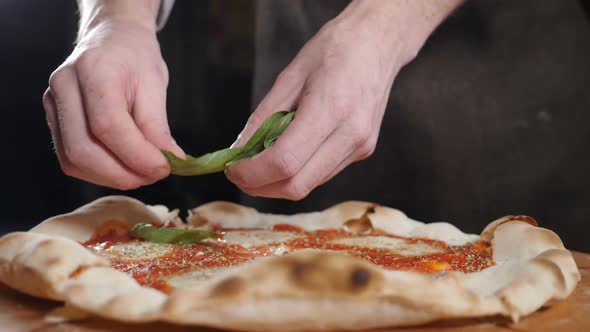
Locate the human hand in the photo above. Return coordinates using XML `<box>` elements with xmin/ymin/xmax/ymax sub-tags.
<box><xmin>226</xmin><ymin>0</ymin><xmax>458</xmax><ymax>200</ymax></box>
<box><xmin>43</xmin><ymin>2</ymin><xmax>184</xmax><ymax>190</ymax></box>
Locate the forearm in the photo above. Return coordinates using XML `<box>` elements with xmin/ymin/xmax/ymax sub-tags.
<box><xmin>339</xmin><ymin>0</ymin><xmax>464</xmax><ymax>64</ymax></box>
<box><xmin>77</xmin><ymin>0</ymin><xmax>161</xmax><ymax>40</ymax></box>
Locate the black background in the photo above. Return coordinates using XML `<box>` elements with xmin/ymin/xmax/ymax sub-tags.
<box><xmin>1</xmin><ymin>1</ymin><xmax>589</xmax><ymax>251</ymax></box>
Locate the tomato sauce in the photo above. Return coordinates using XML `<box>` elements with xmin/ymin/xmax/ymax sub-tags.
<box><xmin>105</xmin><ymin>243</ymin><xmax>254</xmax><ymax>293</ymax></box>
<box><xmin>82</xmin><ymin>222</ymin><xmax>494</xmax><ymax>293</ymax></box>
<box><xmin>83</xmin><ymin>219</ymin><xmax>133</xmax><ymax>250</ymax></box>
<box><xmin>282</xmin><ymin>229</ymin><xmax>492</xmax><ymax>273</ymax></box>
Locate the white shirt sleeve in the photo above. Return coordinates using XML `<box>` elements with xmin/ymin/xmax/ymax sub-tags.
<box><xmin>156</xmin><ymin>0</ymin><xmax>176</xmax><ymax>31</ymax></box>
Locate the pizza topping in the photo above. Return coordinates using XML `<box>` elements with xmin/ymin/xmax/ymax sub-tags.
<box><xmin>130</xmin><ymin>223</ymin><xmax>218</xmax><ymax>244</ymax></box>
<box><xmin>271</xmin><ymin>224</ymin><xmax>304</xmax><ymax>233</ymax></box>
<box><xmin>426</xmin><ymin>260</ymin><xmax>451</xmax><ymax>272</ymax></box>
<box><xmin>221</xmin><ymin>230</ymin><xmax>301</xmax><ymax>248</ymax></box>
<box><xmin>107</xmin><ymin>242</ymin><xmax>173</xmax><ymax>260</ymax></box>
<box><xmin>332</xmin><ymin>236</ymin><xmax>445</xmax><ymax>256</ymax></box>
<box><xmin>69</xmin><ymin>266</ymin><xmax>88</xmax><ymax>278</ymax></box>
<box><xmin>271</xmin><ymin>243</ymin><xmax>289</xmax><ymax>256</ymax></box>
<box><xmin>110</xmin><ymin>243</ymin><xmax>254</xmax><ymax>293</ymax></box>
<box><xmin>83</xmin><ymin>221</ymin><xmax>494</xmax><ymax>293</ymax></box>
<box><xmin>84</xmin><ymin>220</ymin><xmax>133</xmax><ymax>249</ymax></box>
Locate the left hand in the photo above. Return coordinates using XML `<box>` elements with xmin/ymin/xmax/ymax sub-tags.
<box><xmin>225</xmin><ymin>1</ymin><xmax>424</xmax><ymax>200</ymax></box>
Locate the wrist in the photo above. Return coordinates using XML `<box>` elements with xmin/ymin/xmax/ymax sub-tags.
<box><xmin>343</xmin><ymin>0</ymin><xmax>464</xmax><ymax>65</ymax></box>
<box><xmin>77</xmin><ymin>0</ymin><xmax>161</xmax><ymax>40</ymax></box>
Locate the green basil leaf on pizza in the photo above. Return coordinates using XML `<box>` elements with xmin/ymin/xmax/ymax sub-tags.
<box><xmin>130</xmin><ymin>223</ymin><xmax>218</xmax><ymax>244</ymax></box>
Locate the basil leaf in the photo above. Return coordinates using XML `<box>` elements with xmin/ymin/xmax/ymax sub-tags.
<box><xmin>162</xmin><ymin>148</ymin><xmax>242</xmax><ymax>176</ymax></box>
<box><xmin>228</xmin><ymin>111</ymin><xmax>286</xmax><ymax>164</ymax></box>
<box><xmin>264</xmin><ymin>111</ymin><xmax>295</xmax><ymax>149</ymax></box>
<box><xmin>130</xmin><ymin>224</ymin><xmax>218</xmax><ymax>244</ymax></box>
<box><xmin>163</xmin><ymin>111</ymin><xmax>295</xmax><ymax>176</ymax></box>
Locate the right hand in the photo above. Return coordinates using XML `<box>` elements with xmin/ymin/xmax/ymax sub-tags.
<box><xmin>43</xmin><ymin>18</ymin><xmax>184</xmax><ymax>190</ymax></box>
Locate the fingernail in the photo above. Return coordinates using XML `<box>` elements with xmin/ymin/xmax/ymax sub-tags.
<box><xmin>170</xmin><ymin>138</ymin><xmax>186</xmax><ymax>158</ymax></box>
<box><xmin>230</xmin><ymin>133</ymin><xmax>243</xmax><ymax>148</ymax></box>
<box><xmin>231</xmin><ymin>122</ymin><xmax>250</xmax><ymax>148</ymax></box>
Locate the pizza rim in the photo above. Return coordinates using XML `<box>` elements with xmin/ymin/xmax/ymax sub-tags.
<box><xmin>0</xmin><ymin>196</ymin><xmax>580</xmax><ymax>331</ymax></box>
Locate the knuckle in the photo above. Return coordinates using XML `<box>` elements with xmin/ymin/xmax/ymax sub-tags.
<box><xmin>270</xmin><ymin>151</ymin><xmax>300</xmax><ymax>178</ymax></box>
<box><xmin>89</xmin><ymin>115</ymin><xmax>115</xmax><ymax>140</ymax></box>
<box><xmin>42</xmin><ymin>88</ymin><xmax>54</xmax><ymax>111</ymax></box>
<box><xmin>48</xmin><ymin>68</ymin><xmax>70</xmax><ymax>91</ymax></box>
<box><xmin>60</xmin><ymin>161</ymin><xmax>77</xmax><ymax>178</ymax></box>
<box><xmin>153</xmin><ymin>61</ymin><xmax>169</xmax><ymax>85</ymax></box>
<box><xmin>348</xmin><ymin>120</ymin><xmax>372</xmax><ymax>149</ymax></box>
<box><xmin>74</xmin><ymin>50</ymin><xmax>101</xmax><ymax>73</ymax></box>
<box><xmin>357</xmin><ymin>137</ymin><xmax>377</xmax><ymax>160</ymax></box>
<box><xmin>62</xmin><ymin>144</ymin><xmax>90</xmax><ymax>167</ymax></box>
<box><xmin>75</xmin><ymin>50</ymin><xmax>126</xmax><ymax>84</ymax></box>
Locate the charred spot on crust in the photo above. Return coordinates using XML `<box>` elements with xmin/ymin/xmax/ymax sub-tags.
<box><xmin>481</xmin><ymin>215</ymin><xmax>539</xmax><ymax>242</ymax></box>
<box><xmin>69</xmin><ymin>266</ymin><xmax>89</xmax><ymax>279</ymax></box>
<box><xmin>344</xmin><ymin>214</ymin><xmax>373</xmax><ymax>235</ymax></box>
<box><xmin>509</xmin><ymin>215</ymin><xmax>538</xmax><ymax>227</ymax></box>
<box><xmin>343</xmin><ymin>205</ymin><xmax>378</xmax><ymax>234</ymax></box>
<box><xmin>350</xmin><ymin>268</ymin><xmax>371</xmax><ymax>288</ymax></box>
<box><xmin>289</xmin><ymin>257</ymin><xmax>345</xmax><ymax>292</ymax></box>
<box><xmin>291</xmin><ymin>261</ymin><xmax>313</xmax><ymax>283</ymax></box>
<box><xmin>209</xmin><ymin>276</ymin><xmax>244</xmax><ymax>299</ymax></box>
<box><xmin>287</xmin><ymin>254</ymin><xmax>378</xmax><ymax>294</ymax></box>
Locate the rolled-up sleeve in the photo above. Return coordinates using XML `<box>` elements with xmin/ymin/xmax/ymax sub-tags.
<box><xmin>157</xmin><ymin>0</ymin><xmax>175</xmax><ymax>31</ymax></box>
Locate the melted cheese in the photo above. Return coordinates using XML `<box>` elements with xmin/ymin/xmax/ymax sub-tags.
<box><xmin>333</xmin><ymin>236</ymin><xmax>444</xmax><ymax>256</ymax></box>
<box><xmin>221</xmin><ymin>230</ymin><xmax>300</xmax><ymax>248</ymax></box>
<box><xmin>166</xmin><ymin>258</ymin><xmax>266</xmax><ymax>288</ymax></box>
<box><xmin>167</xmin><ymin>266</ymin><xmax>237</xmax><ymax>288</ymax></box>
<box><xmin>105</xmin><ymin>241</ymin><xmax>173</xmax><ymax>260</ymax></box>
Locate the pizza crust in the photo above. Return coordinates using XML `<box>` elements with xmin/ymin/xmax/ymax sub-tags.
<box><xmin>0</xmin><ymin>196</ymin><xmax>580</xmax><ymax>331</ymax></box>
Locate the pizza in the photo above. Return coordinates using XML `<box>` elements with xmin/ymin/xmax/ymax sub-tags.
<box><xmin>0</xmin><ymin>196</ymin><xmax>580</xmax><ymax>331</ymax></box>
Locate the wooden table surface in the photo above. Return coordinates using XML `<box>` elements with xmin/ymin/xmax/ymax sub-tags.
<box><xmin>2</xmin><ymin>251</ymin><xmax>589</xmax><ymax>332</ymax></box>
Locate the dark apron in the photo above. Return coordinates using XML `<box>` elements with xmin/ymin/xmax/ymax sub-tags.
<box><xmin>243</xmin><ymin>0</ymin><xmax>590</xmax><ymax>249</ymax></box>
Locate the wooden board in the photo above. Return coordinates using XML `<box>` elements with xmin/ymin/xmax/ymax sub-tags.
<box><xmin>2</xmin><ymin>252</ymin><xmax>590</xmax><ymax>332</ymax></box>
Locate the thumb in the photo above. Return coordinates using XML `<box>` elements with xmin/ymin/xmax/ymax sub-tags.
<box><xmin>231</xmin><ymin>68</ymin><xmax>305</xmax><ymax>148</ymax></box>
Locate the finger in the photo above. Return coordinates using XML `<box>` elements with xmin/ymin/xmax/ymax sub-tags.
<box><xmin>317</xmin><ymin>157</ymin><xmax>353</xmax><ymax>187</ymax></box>
<box><xmin>45</xmin><ymin>88</ymin><xmax>159</xmax><ymax>188</ymax></box>
<box><xmin>77</xmin><ymin>64</ymin><xmax>169</xmax><ymax>178</ymax></box>
<box><xmin>314</xmin><ymin>95</ymin><xmax>387</xmax><ymax>187</ymax></box>
<box><xmin>318</xmin><ymin>128</ymin><xmax>380</xmax><ymax>187</ymax></box>
<box><xmin>43</xmin><ymin>88</ymin><xmax>76</xmax><ymax>174</ymax></box>
<box><xmin>49</xmin><ymin>67</ymin><xmax>153</xmax><ymax>190</ymax></box>
<box><xmin>226</xmin><ymin>82</ymin><xmax>338</xmax><ymax>188</ymax></box>
<box><xmin>239</xmin><ymin>129</ymin><xmax>358</xmax><ymax>200</ymax></box>
<box><xmin>44</xmin><ymin>88</ymin><xmax>91</xmax><ymax>183</ymax></box>
<box><xmin>133</xmin><ymin>74</ymin><xmax>185</xmax><ymax>158</ymax></box>
<box><xmin>231</xmin><ymin>65</ymin><xmax>306</xmax><ymax>148</ymax></box>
